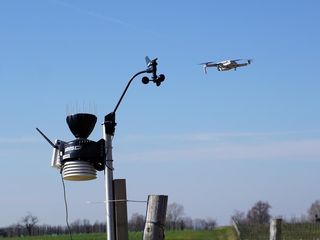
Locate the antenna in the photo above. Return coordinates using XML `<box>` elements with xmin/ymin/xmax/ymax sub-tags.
<box><xmin>36</xmin><ymin>128</ymin><xmax>57</xmax><ymax>149</ymax></box>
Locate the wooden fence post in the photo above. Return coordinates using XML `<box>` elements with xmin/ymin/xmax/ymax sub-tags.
<box><xmin>143</xmin><ymin>195</ymin><xmax>168</xmax><ymax>240</ymax></box>
<box><xmin>270</xmin><ymin>218</ymin><xmax>282</xmax><ymax>240</ymax></box>
<box><xmin>232</xmin><ymin>220</ymin><xmax>241</xmax><ymax>240</ymax></box>
<box><xmin>113</xmin><ymin>179</ymin><xmax>129</xmax><ymax>240</ymax></box>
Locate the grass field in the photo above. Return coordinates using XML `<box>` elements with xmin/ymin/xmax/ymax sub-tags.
<box><xmin>236</xmin><ymin>222</ymin><xmax>320</xmax><ymax>240</ymax></box>
<box><xmin>165</xmin><ymin>227</ymin><xmax>237</xmax><ymax>240</ymax></box>
<box><xmin>5</xmin><ymin>227</ymin><xmax>237</xmax><ymax>240</ymax></box>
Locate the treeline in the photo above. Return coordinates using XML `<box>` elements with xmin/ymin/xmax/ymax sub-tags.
<box><xmin>165</xmin><ymin>202</ymin><xmax>216</xmax><ymax>231</ymax></box>
<box><xmin>128</xmin><ymin>213</ymin><xmax>216</xmax><ymax>232</ymax></box>
<box><xmin>1</xmin><ymin>202</ymin><xmax>217</xmax><ymax>237</ymax></box>
<box><xmin>231</xmin><ymin>199</ymin><xmax>320</xmax><ymax>225</ymax></box>
<box><xmin>1</xmin><ymin>216</ymin><xmax>216</xmax><ymax>238</ymax></box>
<box><xmin>0</xmin><ymin>220</ymin><xmax>107</xmax><ymax>238</ymax></box>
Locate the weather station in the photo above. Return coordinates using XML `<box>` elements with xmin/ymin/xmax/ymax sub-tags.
<box><xmin>37</xmin><ymin>57</ymin><xmax>168</xmax><ymax>240</ymax></box>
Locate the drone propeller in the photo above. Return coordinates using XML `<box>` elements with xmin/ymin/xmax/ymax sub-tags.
<box><xmin>232</xmin><ymin>58</ymin><xmax>253</xmax><ymax>63</ymax></box>
<box><xmin>199</xmin><ymin>61</ymin><xmax>215</xmax><ymax>65</ymax></box>
<box><xmin>230</xmin><ymin>59</ymin><xmax>242</xmax><ymax>62</ymax></box>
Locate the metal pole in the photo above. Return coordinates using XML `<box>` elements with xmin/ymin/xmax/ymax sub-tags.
<box><xmin>102</xmin><ymin>69</ymin><xmax>149</xmax><ymax>240</ymax></box>
<box><xmin>101</xmin><ymin>57</ymin><xmax>164</xmax><ymax>240</ymax></box>
<box><xmin>103</xmin><ymin>125</ymin><xmax>116</xmax><ymax>240</ymax></box>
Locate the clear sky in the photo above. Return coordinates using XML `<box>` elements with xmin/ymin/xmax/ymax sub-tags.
<box><xmin>1</xmin><ymin>0</ymin><xmax>320</xmax><ymax>227</ymax></box>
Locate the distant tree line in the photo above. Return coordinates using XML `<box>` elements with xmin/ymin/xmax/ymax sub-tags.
<box><xmin>128</xmin><ymin>202</ymin><xmax>216</xmax><ymax>232</ymax></box>
<box><xmin>1</xmin><ymin>203</ymin><xmax>216</xmax><ymax>237</ymax></box>
<box><xmin>0</xmin><ymin>217</ymin><xmax>107</xmax><ymax>238</ymax></box>
<box><xmin>3</xmin><ymin>200</ymin><xmax>320</xmax><ymax>237</ymax></box>
<box><xmin>232</xmin><ymin>200</ymin><xmax>320</xmax><ymax>240</ymax></box>
<box><xmin>231</xmin><ymin>199</ymin><xmax>320</xmax><ymax>225</ymax></box>
<box><xmin>165</xmin><ymin>202</ymin><xmax>216</xmax><ymax>231</ymax></box>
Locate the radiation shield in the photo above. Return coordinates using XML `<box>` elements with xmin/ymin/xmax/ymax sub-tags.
<box><xmin>62</xmin><ymin>161</ymin><xmax>97</xmax><ymax>181</ymax></box>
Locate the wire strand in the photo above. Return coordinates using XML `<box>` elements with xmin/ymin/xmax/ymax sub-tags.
<box><xmin>86</xmin><ymin>199</ymin><xmax>147</xmax><ymax>204</ymax></box>
<box><xmin>61</xmin><ymin>174</ymin><xmax>73</xmax><ymax>240</ymax></box>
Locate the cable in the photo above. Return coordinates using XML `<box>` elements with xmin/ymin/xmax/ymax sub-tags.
<box><xmin>61</xmin><ymin>173</ymin><xmax>73</xmax><ymax>240</ymax></box>
<box><xmin>86</xmin><ymin>199</ymin><xmax>147</xmax><ymax>204</ymax></box>
<box><xmin>104</xmin><ymin>135</ymin><xmax>114</xmax><ymax>171</ymax></box>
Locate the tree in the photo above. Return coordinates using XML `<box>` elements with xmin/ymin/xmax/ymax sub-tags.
<box><xmin>166</xmin><ymin>202</ymin><xmax>185</xmax><ymax>230</ymax></box>
<box><xmin>70</xmin><ymin>219</ymin><xmax>81</xmax><ymax>233</ymax></box>
<box><xmin>308</xmin><ymin>200</ymin><xmax>320</xmax><ymax>222</ymax></box>
<box><xmin>21</xmin><ymin>213</ymin><xmax>39</xmax><ymax>236</ymax></box>
<box><xmin>180</xmin><ymin>217</ymin><xmax>193</xmax><ymax>230</ymax></box>
<box><xmin>193</xmin><ymin>218</ymin><xmax>216</xmax><ymax>230</ymax></box>
<box><xmin>193</xmin><ymin>218</ymin><xmax>206</xmax><ymax>230</ymax></box>
<box><xmin>82</xmin><ymin>219</ymin><xmax>92</xmax><ymax>233</ymax></box>
<box><xmin>128</xmin><ymin>213</ymin><xmax>145</xmax><ymax>231</ymax></box>
<box><xmin>287</xmin><ymin>214</ymin><xmax>308</xmax><ymax>223</ymax></box>
<box><xmin>246</xmin><ymin>201</ymin><xmax>271</xmax><ymax>224</ymax></box>
<box><xmin>205</xmin><ymin>218</ymin><xmax>217</xmax><ymax>230</ymax></box>
<box><xmin>231</xmin><ymin>210</ymin><xmax>247</xmax><ymax>224</ymax></box>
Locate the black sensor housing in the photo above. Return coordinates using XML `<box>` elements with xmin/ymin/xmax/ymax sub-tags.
<box><xmin>60</xmin><ymin>113</ymin><xmax>105</xmax><ymax>171</ymax></box>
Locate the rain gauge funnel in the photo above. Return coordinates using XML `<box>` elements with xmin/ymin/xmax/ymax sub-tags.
<box><xmin>66</xmin><ymin>113</ymin><xmax>97</xmax><ymax>139</ymax></box>
<box><xmin>61</xmin><ymin>113</ymin><xmax>104</xmax><ymax>181</ymax></box>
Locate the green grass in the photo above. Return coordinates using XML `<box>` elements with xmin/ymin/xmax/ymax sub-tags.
<box><xmin>165</xmin><ymin>227</ymin><xmax>237</xmax><ymax>240</ymax></box>
<box><xmin>7</xmin><ymin>234</ymin><xmax>104</xmax><ymax>240</ymax></box>
<box><xmin>236</xmin><ymin>223</ymin><xmax>320</xmax><ymax>240</ymax></box>
<box><xmin>5</xmin><ymin>227</ymin><xmax>237</xmax><ymax>240</ymax></box>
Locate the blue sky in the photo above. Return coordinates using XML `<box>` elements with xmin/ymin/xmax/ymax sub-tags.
<box><xmin>1</xmin><ymin>0</ymin><xmax>320</xmax><ymax>227</ymax></box>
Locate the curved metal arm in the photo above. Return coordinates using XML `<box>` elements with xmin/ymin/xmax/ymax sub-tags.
<box><xmin>113</xmin><ymin>69</ymin><xmax>149</xmax><ymax>113</ymax></box>
<box><xmin>104</xmin><ymin>57</ymin><xmax>161</xmax><ymax>136</ymax></box>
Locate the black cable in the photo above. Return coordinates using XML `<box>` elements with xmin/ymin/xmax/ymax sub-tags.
<box><xmin>104</xmin><ymin>135</ymin><xmax>115</xmax><ymax>171</ymax></box>
<box><xmin>61</xmin><ymin>173</ymin><xmax>73</xmax><ymax>240</ymax></box>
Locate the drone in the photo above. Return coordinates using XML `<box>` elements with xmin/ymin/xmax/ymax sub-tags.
<box><xmin>200</xmin><ymin>58</ymin><xmax>252</xmax><ymax>74</ymax></box>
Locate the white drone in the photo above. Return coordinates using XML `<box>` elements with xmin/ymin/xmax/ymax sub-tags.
<box><xmin>200</xmin><ymin>58</ymin><xmax>252</xmax><ymax>73</ymax></box>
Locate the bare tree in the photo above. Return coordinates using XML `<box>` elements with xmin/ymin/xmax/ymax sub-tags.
<box><xmin>21</xmin><ymin>213</ymin><xmax>39</xmax><ymax>236</ymax></box>
<box><xmin>180</xmin><ymin>216</ymin><xmax>193</xmax><ymax>230</ymax></box>
<box><xmin>205</xmin><ymin>218</ymin><xmax>217</xmax><ymax>230</ymax></box>
<box><xmin>287</xmin><ymin>214</ymin><xmax>308</xmax><ymax>223</ymax></box>
<box><xmin>193</xmin><ymin>218</ymin><xmax>207</xmax><ymax>230</ymax></box>
<box><xmin>82</xmin><ymin>219</ymin><xmax>92</xmax><ymax>233</ymax></box>
<box><xmin>128</xmin><ymin>213</ymin><xmax>145</xmax><ymax>231</ymax></box>
<box><xmin>246</xmin><ymin>201</ymin><xmax>271</xmax><ymax>224</ymax></box>
<box><xmin>308</xmin><ymin>200</ymin><xmax>320</xmax><ymax>222</ymax></box>
<box><xmin>231</xmin><ymin>210</ymin><xmax>247</xmax><ymax>224</ymax></box>
<box><xmin>166</xmin><ymin>202</ymin><xmax>184</xmax><ymax>230</ymax></box>
<box><xmin>192</xmin><ymin>218</ymin><xmax>216</xmax><ymax>230</ymax></box>
<box><xmin>70</xmin><ymin>219</ymin><xmax>81</xmax><ymax>233</ymax></box>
